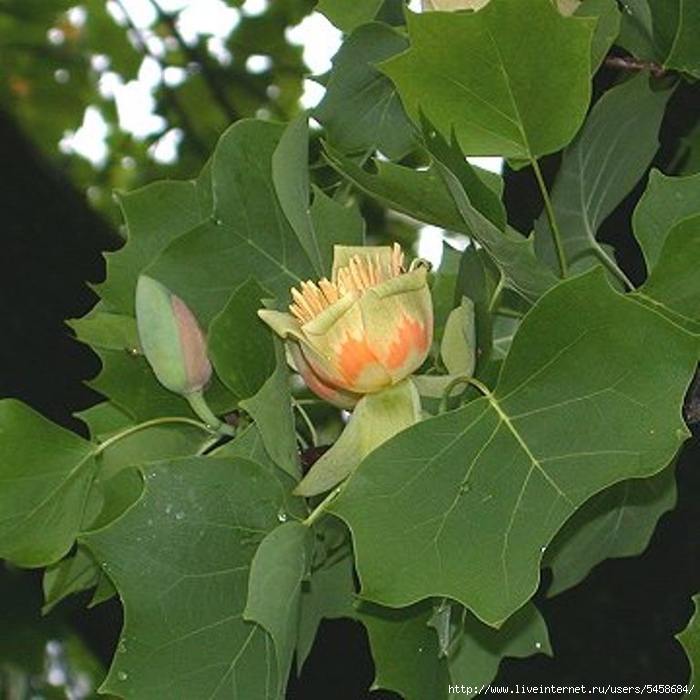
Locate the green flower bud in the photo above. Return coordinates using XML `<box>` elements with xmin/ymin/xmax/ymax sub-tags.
<box><xmin>135</xmin><ymin>275</ymin><xmax>212</xmax><ymax>396</ymax></box>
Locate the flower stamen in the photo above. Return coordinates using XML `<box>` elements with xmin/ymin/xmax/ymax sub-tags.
<box><xmin>289</xmin><ymin>243</ymin><xmax>406</xmax><ymax>324</ymax></box>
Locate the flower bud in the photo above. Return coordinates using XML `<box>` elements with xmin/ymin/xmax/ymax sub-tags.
<box><xmin>135</xmin><ymin>275</ymin><xmax>212</xmax><ymax>396</ymax></box>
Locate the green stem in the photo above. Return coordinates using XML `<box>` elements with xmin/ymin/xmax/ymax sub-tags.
<box><xmin>186</xmin><ymin>391</ymin><xmax>236</xmax><ymax>437</ymax></box>
<box><xmin>531</xmin><ymin>158</ymin><xmax>568</xmax><ymax>278</ymax></box>
<box><xmin>302</xmin><ymin>486</ymin><xmax>343</xmax><ymax>528</ymax></box>
<box><xmin>293</xmin><ymin>397</ymin><xmax>319</xmax><ymax>447</ymax></box>
<box><xmin>93</xmin><ymin>416</ymin><xmax>214</xmax><ymax>458</ymax></box>
<box><xmin>438</xmin><ymin>375</ymin><xmax>491</xmax><ymax>414</ymax></box>
<box><xmin>593</xmin><ymin>244</ymin><xmax>636</xmax><ymax>290</ymax></box>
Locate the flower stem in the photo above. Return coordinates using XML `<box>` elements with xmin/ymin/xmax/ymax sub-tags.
<box><xmin>438</xmin><ymin>375</ymin><xmax>491</xmax><ymax>414</ymax></box>
<box><xmin>93</xmin><ymin>415</ymin><xmax>215</xmax><ymax>458</ymax></box>
<box><xmin>292</xmin><ymin>397</ymin><xmax>319</xmax><ymax>447</ymax></box>
<box><xmin>531</xmin><ymin>157</ymin><xmax>568</xmax><ymax>279</ymax></box>
<box><xmin>186</xmin><ymin>391</ymin><xmax>236</xmax><ymax>437</ymax></box>
<box><xmin>302</xmin><ymin>486</ymin><xmax>343</xmax><ymax>528</ymax></box>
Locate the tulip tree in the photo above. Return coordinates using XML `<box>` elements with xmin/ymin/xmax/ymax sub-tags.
<box><xmin>2</xmin><ymin>0</ymin><xmax>700</xmax><ymax>697</ymax></box>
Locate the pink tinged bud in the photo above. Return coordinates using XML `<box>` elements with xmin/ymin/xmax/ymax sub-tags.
<box><xmin>135</xmin><ymin>275</ymin><xmax>212</xmax><ymax>396</ymax></box>
<box><xmin>258</xmin><ymin>243</ymin><xmax>433</xmax><ymax>401</ymax></box>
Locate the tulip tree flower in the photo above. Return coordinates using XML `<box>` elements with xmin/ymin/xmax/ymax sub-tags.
<box><xmin>259</xmin><ymin>243</ymin><xmax>433</xmax><ymax>406</ymax></box>
<box><xmin>258</xmin><ymin>243</ymin><xmax>434</xmax><ymax>496</ymax></box>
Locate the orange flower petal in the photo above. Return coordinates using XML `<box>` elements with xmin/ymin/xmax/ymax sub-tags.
<box><xmin>384</xmin><ymin>315</ymin><xmax>430</xmax><ymax>372</ymax></box>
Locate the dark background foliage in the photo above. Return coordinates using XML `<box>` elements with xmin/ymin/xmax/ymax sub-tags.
<box><xmin>1</xmin><ymin>1</ymin><xmax>699</xmax><ymax>697</ymax></box>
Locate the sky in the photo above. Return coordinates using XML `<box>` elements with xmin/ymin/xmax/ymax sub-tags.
<box><xmin>60</xmin><ymin>0</ymin><xmax>502</xmax><ymax>266</ymax></box>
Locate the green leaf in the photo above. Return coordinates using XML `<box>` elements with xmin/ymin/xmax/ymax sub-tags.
<box><xmin>209</xmin><ymin>278</ymin><xmax>276</xmax><ymax>401</ymax></box>
<box><xmin>633</xmin><ymin>169</ymin><xmax>700</xmax><ymax>272</ymax></box>
<box><xmin>678</xmin><ymin>593</ymin><xmax>700</xmax><ymax>687</ymax></box>
<box><xmin>42</xmin><ymin>545</ymin><xmax>101</xmax><ymax>614</ymax></box>
<box><xmin>69</xmin><ymin>306</ymin><xmax>139</xmax><ymax>351</ymax></box>
<box><xmin>297</xmin><ymin>531</ymin><xmax>356</xmax><ymax>669</ymax></box>
<box><xmin>635</xmin><ymin>214</ymin><xmax>700</xmax><ymax>333</ymax></box>
<box><xmin>314</xmin><ymin>22</ymin><xmax>417</xmax><ymax>160</ymax></box>
<box><xmin>316</xmin><ymin>0</ymin><xmax>383</xmax><ymax>32</ymax></box>
<box><xmin>444</xmin><ymin>603</ymin><xmax>551</xmax><ymax>695</ymax></box>
<box><xmin>78</xmin><ymin>402</ymin><xmax>211</xmax><ymax>481</ymax></box>
<box><xmin>330</xmin><ymin>269</ymin><xmax>697</xmax><ymax>624</ymax></box>
<box><xmin>82</xmin><ymin>456</ymin><xmax>285</xmax><ymax>699</ymax></box>
<box><xmin>244</xmin><ymin>521</ymin><xmax>314</xmax><ymax>684</ymax></box>
<box><xmin>148</xmin><ymin>120</ymin><xmax>316</xmax><ymax>325</ymax></box>
<box><xmin>272</xmin><ymin>116</ymin><xmax>325</xmax><ymax>275</ymax></box>
<box><xmin>534</xmin><ymin>73</ymin><xmax>671</xmax><ymax>275</ymax></box>
<box><xmin>0</xmin><ymin>400</ymin><xmax>97</xmax><ymax>567</ymax></box>
<box><xmin>212</xmin><ymin>423</ymin><xmax>307</xmax><ymax>522</ymax></box>
<box><xmin>455</xmin><ymin>245</ymin><xmax>502</xmax><ymax>370</ymax></box>
<box><xmin>649</xmin><ymin>0</ymin><xmax>700</xmax><ymax>77</ymax></box>
<box><xmin>381</xmin><ymin>0</ymin><xmax>594</xmax><ymax>158</ymax></box>
<box><xmin>575</xmin><ymin>0</ymin><xmax>621</xmax><ymax>72</ymax></box>
<box><xmin>617</xmin><ymin>0</ymin><xmax>657</xmax><ymax>61</ymax></box>
<box><xmin>309</xmin><ymin>185</ymin><xmax>365</xmax><ymax>268</ymax></box>
<box><xmin>240</xmin><ymin>340</ymin><xmax>300</xmax><ymax>480</ymax></box>
<box><xmin>100</xmin><ymin>180</ymin><xmax>211</xmax><ymax>315</ymax></box>
<box><xmin>324</xmin><ymin>147</ymin><xmax>468</xmax><ymax>232</ymax></box>
<box><xmin>544</xmin><ymin>463</ymin><xmax>676</xmax><ymax>596</ymax></box>
<box><xmin>435</xmin><ymin>160</ymin><xmax>558</xmax><ymax>303</ymax></box>
<box><xmin>89</xmin><ymin>347</ymin><xmax>192</xmax><ymax>422</ymax></box>
<box><xmin>359</xmin><ymin>600</ymin><xmax>449</xmax><ymax>700</ymax></box>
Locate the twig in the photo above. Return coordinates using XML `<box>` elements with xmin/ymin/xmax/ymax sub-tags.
<box><xmin>604</xmin><ymin>55</ymin><xmax>666</xmax><ymax>78</ymax></box>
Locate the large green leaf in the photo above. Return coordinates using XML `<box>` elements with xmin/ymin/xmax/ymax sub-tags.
<box><xmin>100</xmin><ymin>180</ymin><xmax>212</xmax><ymax>315</ymax></box>
<box><xmin>544</xmin><ymin>463</ymin><xmax>677</xmax><ymax>596</ymax></box>
<box><xmin>533</xmin><ymin>73</ymin><xmax>670</xmax><ymax>275</ymax></box>
<box><xmin>0</xmin><ymin>400</ymin><xmax>96</xmax><ymax>567</ymax></box>
<box><xmin>633</xmin><ymin>169</ymin><xmax>700</xmax><ymax>272</ymax></box>
<box><xmin>148</xmin><ymin>120</ymin><xmax>316</xmax><ymax>324</ymax></box>
<box><xmin>244</xmin><ymin>521</ymin><xmax>314</xmax><ymax>685</ymax></box>
<box><xmin>330</xmin><ymin>269</ymin><xmax>697</xmax><ymax>624</ymax></box>
<box><xmin>82</xmin><ymin>456</ymin><xmax>285</xmax><ymax>699</ymax></box>
<box><xmin>314</xmin><ymin>22</ymin><xmax>416</xmax><ymax>160</ymax></box>
<box><xmin>381</xmin><ymin>0</ymin><xmax>594</xmax><ymax>158</ymax></box>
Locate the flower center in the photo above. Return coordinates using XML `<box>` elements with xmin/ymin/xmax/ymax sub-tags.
<box><xmin>289</xmin><ymin>243</ymin><xmax>405</xmax><ymax>324</ymax></box>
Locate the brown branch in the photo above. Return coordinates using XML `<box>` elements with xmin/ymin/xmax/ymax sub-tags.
<box><xmin>604</xmin><ymin>54</ymin><xmax>667</xmax><ymax>78</ymax></box>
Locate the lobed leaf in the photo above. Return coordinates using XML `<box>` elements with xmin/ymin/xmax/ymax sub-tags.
<box><xmin>0</xmin><ymin>400</ymin><xmax>96</xmax><ymax>567</ymax></box>
<box><xmin>314</xmin><ymin>22</ymin><xmax>417</xmax><ymax>160</ymax></box>
<box><xmin>331</xmin><ymin>269</ymin><xmax>697</xmax><ymax>624</ymax></box>
<box><xmin>82</xmin><ymin>457</ymin><xmax>286</xmax><ymax>700</ymax></box>
<box><xmin>381</xmin><ymin>0</ymin><xmax>594</xmax><ymax>158</ymax></box>
<box><xmin>148</xmin><ymin>120</ymin><xmax>316</xmax><ymax>325</ymax></box>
